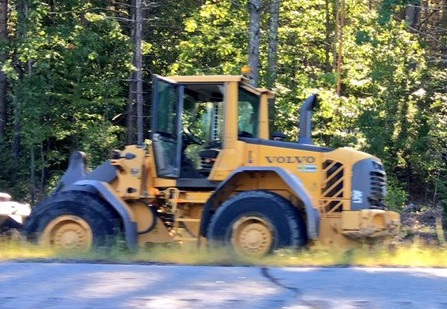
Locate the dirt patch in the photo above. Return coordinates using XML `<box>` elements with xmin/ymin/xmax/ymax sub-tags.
<box><xmin>398</xmin><ymin>203</ymin><xmax>446</xmax><ymax>246</ymax></box>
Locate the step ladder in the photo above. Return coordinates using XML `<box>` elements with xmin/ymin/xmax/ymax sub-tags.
<box><xmin>162</xmin><ymin>187</ymin><xmax>201</xmax><ymax>243</ymax></box>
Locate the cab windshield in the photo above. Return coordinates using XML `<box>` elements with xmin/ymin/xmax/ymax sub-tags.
<box><xmin>152</xmin><ymin>76</ymin><xmax>260</xmax><ymax>179</ymax></box>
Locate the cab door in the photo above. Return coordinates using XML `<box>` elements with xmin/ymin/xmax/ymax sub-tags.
<box><xmin>151</xmin><ymin>75</ymin><xmax>184</xmax><ymax>178</ymax></box>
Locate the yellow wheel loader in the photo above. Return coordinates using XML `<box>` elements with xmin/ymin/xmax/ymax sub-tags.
<box><xmin>22</xmin><ymin>74</ymin><xmax>400</xmax><ymax>256</ymax></box>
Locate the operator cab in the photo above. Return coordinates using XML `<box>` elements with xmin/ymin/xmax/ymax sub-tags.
<box><xmin>151</xmin><ymin>75</ymin><xmax>267</xmax><ymax>181</ymax></box>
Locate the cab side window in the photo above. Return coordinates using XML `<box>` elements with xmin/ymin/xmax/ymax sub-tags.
<box><xmin>238</xmin><ymin>88</ymin><xmax>259</xmax><ymax>138</ymax></box>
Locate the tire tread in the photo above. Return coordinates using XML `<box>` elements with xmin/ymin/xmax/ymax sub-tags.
<box><xmin>207</xmin><ymin>190</ymin><xmax>306</xmax><ymax>253</ymax></box>
<box><xmin>23</xmin><ymin>190</ymin><xmax>120</xmax><ymax>248</ymax></box>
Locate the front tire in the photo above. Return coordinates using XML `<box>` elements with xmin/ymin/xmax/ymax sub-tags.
<box><xmin>207</xmin><ymin>190</ymin><xmax>307</xmax><ymax>257</ymax></box>
<box><xmin>23</xmin><ymin>191</ymin><xmax>120</xmax><ymax>251</ymax></box>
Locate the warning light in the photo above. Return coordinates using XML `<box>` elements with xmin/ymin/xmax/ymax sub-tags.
<box><xmin>241</xmin><ymin>65</ymin><xmax>252</xmax><ymax>75</ymax></box>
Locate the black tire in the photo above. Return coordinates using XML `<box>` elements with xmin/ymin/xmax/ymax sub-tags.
<box><xmin>23</xmin><ymin>190</ymin><xmax>120</xmax><ymax>250</ymax></box>
<box><xmin>207</xmin><ymin>190</ymin><xmax>307</xmax><ymax>256</ymax></box>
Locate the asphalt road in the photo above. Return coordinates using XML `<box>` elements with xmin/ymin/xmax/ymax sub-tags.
<box><xmin>0</xmin><ymin>262</ymin><xmax>447</xmax><ymax>308</ymax></box>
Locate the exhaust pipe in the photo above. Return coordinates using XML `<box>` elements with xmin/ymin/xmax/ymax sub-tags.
<box><xmin>298</xmin><ymin>94</ymin><xmax>318</xmax><ymax>145</ymax></box>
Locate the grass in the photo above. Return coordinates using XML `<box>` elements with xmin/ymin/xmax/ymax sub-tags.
<box><xmin>1</xmin><ymin>238</ymin><xmax>447</xmax><ymax>267</ymax></box>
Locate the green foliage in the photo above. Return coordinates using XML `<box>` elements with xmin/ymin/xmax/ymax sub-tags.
<box><xmin>170</xmin><ymin>0</ymin><xmax>248</xmax><ymax>75</ymax></box>
<box><xmin>79</xmin><ymin>120</ymin><xmax>124</xmax><ymax>168</ymax></box>
<box><xmin>0</xmin><ymin>0</ymin><xmax>444</xmax><ymax>213</ymax></box>
<box><xmin>0</xmin><ymin>0</ymin><xmax>132</xmax><ymax>198</ymax></box>
<box><xmin>358</xmin><ymin>21</ymin><xmax>426</xmax><ymax>163</ymax></box>
<box><xmin>378</xmin><ymin>0</ymin><xmax>419</xmax><ymax>25</ymax></box>
<box><xmin>385</xmin><ymin>176</ymin><xmax>408</xmax><ymax>211</ymax></box>
<box><xmin>171</xmin><ymin>0</ymin><xmax>447</xmax><ymax>211</ymax></box>
<box><xmin>436</xmin><ymin>183</ymin><xmax>447</xmax><ymax>222</ymax></box>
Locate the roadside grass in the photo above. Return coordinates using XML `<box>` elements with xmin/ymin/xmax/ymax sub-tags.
<box><xmin>1</xmin><ymin>237</ymin><xmax>447</xmax><ymax>267</ymax></box>
<box><xmin>0</xmin><ymin>238</ymin><xmax>56</xmax><ymax>259</ymax></box>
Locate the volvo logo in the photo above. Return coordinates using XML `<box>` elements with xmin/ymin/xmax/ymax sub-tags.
<box><xmin>352</xmin><ymin>190</ymin><xmax>363</xmax><ymax>204</ymax></box>
<box><xmin>265</xmin><ymin>156</ymin><xmax>316</xmax><ymax>164</ymax></box>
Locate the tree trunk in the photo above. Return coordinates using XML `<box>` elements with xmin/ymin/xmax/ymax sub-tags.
<box><xmin>12</xmin><ymin>0</ymin><xmax>28</xmax><ymax>158</ymax></box>
<box><xmin>135</xmin><ymin>0</ymin><xmax>143</xmax><ymax>145</ymax></box>
<box><xmin>247</xmin><ymin>0</ymin><xmax>261</xmax><ymax>87</ymax></box>
<box><xmin>126</xmin><ymin>0</ymin><xmax>136</xmax><ymax>145</ymax></box>
<box><xmin>335</xmin><ymin>0</ymin><xmax>345</xmax><ymax>95</ymax></box>
<box><xmin>30</xmin><ymin>145</ymin><xmax>35</xmax><ymax>203</ymax></box>
<box><xmin>440</xmin><ymin>0</ymin><xmax>447</xmax><ymax>57</ymax></box>
<box><xmin>324</xmin><ymin>0</ymin><xmax>332</xmax><ymax>73</ymax></box>
<box><xmin>40</xmin><ymin>141</ymin><xmax>45</xmax><ymax>200</ymax></box>
<box><xmin>405</xmin><ymin>1</ymin><xmax>420</xmax><ymax>30</ymax></box>
<box><xmin>266</xmin><ymin>0</ymin><xmax>279</xmax><ymax>136</ymax></box>
<box><xmin>0</xmin><ymin>0</ymin><xmax>8</xmax><ymax>143</ymax></box>
<box><xmin>266</xmin><ymin>0</ymin><xmax>279</xmax><ymax>89</ymax></box>
<box><xmin>332</xmin><ymin>0</ymin><xmax>338</xmax><ymax>71</ymax></box>
<box><xmin>126</xmin><ymin>70</ymin><xmax>136</xmax><ymax>145</ymax></box>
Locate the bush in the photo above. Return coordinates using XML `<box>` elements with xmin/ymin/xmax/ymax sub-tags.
<box><xmin>385</xmin><ymin>176</ymin><xmax>408</xmax><ymax>211</ymax></box>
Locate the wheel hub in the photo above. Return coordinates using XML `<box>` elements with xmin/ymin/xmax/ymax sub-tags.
<box><xmin>41</xmin><ymin>215</ymin><xmax>93</xmax><ymax>251</ymax></box>
<box><xmin>231</xmin><ymin>216</ymin><xmax>274</xmax><ymax>257</ymax></box>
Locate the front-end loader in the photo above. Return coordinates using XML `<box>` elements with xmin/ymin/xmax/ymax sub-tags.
<box><xmin>20</xmin><ymin>74</ymin><xmax>400</xmax><ymax>256</ymax></box>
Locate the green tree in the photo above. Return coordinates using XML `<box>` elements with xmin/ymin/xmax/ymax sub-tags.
<box><xmin>3</xmin><ymin>0</ymin><xmax>132</xmax><ymax>199</ymax></box>
<box><xmin>170</xmin><ymin>0</ymin><xmax>248</xmax><ymax>75</ymax></box>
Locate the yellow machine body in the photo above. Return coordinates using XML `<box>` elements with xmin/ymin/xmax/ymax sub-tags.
<box><xmin>24</xmin><ymin>74</ymin><xmax>400</xmax><ymax>255</ymax></box>
<box><xmin>106</xmin><ymin>75</ymin><xmax>399</xmax><ymax>248</ymax></box>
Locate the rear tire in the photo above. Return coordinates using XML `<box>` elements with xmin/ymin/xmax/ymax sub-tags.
<box><xmin>207</xmin><ymin>190</ymin><xmax>307</xmax><ymax>257</ymax></box>
<box><xmin>23</xmin><ymin>191</ymin><xmax>120</xmax><ymax>251</ymax></box>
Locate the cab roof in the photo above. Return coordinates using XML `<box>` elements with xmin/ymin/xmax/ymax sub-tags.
<box><xmin>167</xmin><ymin>75</ymin><xmax>273</xmax><ymax>97</ymax></box>
<box><xmin>169</xmin><ymin>75</ymin><xmax>245</xmax><ymax>83</ymax></box>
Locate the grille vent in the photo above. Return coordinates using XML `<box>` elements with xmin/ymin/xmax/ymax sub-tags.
<box><xmin>321</xmin><ymin>160</ymin><xmax>345</xmax><ymax>213</ymax></box>
<box><xmin>369</xmin><ymin>162</ymin><xmax>386</xmax><ymax>207</ymax></box>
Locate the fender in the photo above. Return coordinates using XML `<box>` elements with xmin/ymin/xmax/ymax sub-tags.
<box><xmin>200</xmin><ymin>166</ymin><xmax>320</xmax><ymax>240</ymax></box>
<box><xmin>63</xmin><ymin>180</ymin><xmax>138</xmax><ymax>250</ymax></box>
<box><xmin>54</xmin><ymin>151</ymin><xmax>117</xmax><ymax>193</ymax></box>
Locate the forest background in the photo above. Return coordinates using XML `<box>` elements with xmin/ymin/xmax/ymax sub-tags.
<box><xmin>0</xmin><ymin>0</ymin><xmax>445</xmax><ymax>222</ymax></box>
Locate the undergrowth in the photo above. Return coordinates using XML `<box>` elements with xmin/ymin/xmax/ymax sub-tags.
<box><xmin>1</xmin><ymin>238</ymin><xmax>447</xmax><ymax>267</ymax></box>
